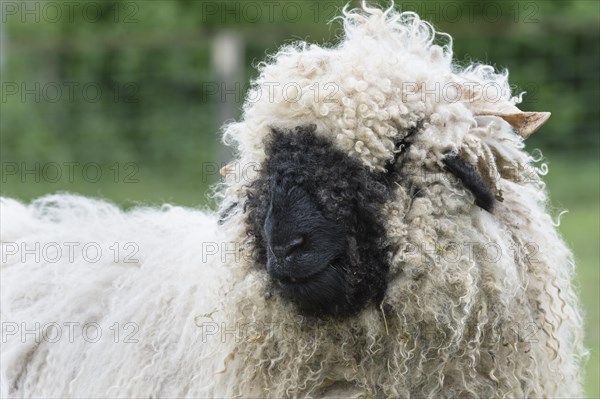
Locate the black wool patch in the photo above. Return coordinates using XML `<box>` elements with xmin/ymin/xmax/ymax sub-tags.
<box><xmin>244</xmin><ymin>125</ymin><xmax>394</xmax><ymax>318</ymax></box>
<box><xmin>443</xmin><ymin>154</ymin><xmax>495</xmax><ymax>212</ymax></box>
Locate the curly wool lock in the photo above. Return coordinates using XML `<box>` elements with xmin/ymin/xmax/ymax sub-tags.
<box><xmin>1</xmin><ymin>3</ymin><xmax>585</xmax><ymax>398</ymax></box>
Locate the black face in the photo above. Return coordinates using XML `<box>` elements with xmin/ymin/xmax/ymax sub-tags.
<box><xmin>245</xmin><ymin>125</ymin><xmax>394</xmax><ymax>318</ymax></box>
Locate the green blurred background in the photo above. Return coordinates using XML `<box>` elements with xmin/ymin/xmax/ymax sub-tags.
<box><xmin>1</xmin><ymin>0</ymin><xmax>598</xmax><ymax>396</ymax></box>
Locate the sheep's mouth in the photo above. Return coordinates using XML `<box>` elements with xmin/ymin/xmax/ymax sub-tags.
<box><xmin>276</xmin><ymin>261</ymin><xmax>338</xmax><ymax>286</ymax></box>
<box><xmin>277</xmin><ymin>274</ymin><xmax>315</xmax><ymax>285</ymax></box>
<box><xmin>272</xmin><ymin>257</ymin><xmax>355</xmax><ymax>317</ymax></box>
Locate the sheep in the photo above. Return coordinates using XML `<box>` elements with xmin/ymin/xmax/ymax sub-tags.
<box><xmin>0</xmin><ymin>3</ymin><xmax>586</xmax><ymax>398</ymax></box>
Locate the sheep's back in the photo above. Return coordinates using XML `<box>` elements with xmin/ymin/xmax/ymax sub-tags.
<box><xmin>0</xmin><ymin>194</ymin><xmax>230</xmax><ymax>398</ymax></box>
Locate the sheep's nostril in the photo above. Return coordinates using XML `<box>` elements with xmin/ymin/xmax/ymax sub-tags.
<box><xmin>286</xmin><ymin>236</ymin><xmax>304</xmax><ymax>255</ymax></box>
<box><xmin>272</xmin><ymin>236</ymin><xmax>305</xmax><ymax>261</ymax></box>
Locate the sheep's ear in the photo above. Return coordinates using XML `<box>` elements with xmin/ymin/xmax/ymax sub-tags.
<box><xmin>454</xmin><ymin>78</ymin><xmax>551</xmax><ymax>138</ymax></box>
<box><xmin>220</xmin><ymin>163</ymin><xmax>234</xmax><ymax>177</ymax></box>
<box><xmin>443</xmin><ymin>154</ymin><xmax>495</xmax><ymax>213</ymax></box>
<box><xmin>474</xmin><ymin>109</ymin><xmax>551</xmax><ymax>139</ymax></box>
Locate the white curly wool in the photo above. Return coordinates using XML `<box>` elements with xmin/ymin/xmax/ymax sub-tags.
<box><xmin>1</xmin><ymin>196</ymin><xmax>231</xmax><ymax>397</ymax></box>
<box><xmin>1</xmin><ymin>3</ymin><xmax>585</xmax><ymax>398</ymax></box>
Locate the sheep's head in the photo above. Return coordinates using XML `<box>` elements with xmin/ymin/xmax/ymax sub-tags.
<box><xmin>223</xmin><ymin>6</ymin><xmax>552</xmax><ymax>320</ymax></box>
<box><xmin>244</xmin><ymin>125</ymin><xmax>395</xmax><ymax>317</ymax></box>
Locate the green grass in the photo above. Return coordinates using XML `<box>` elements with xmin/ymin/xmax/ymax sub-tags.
<box><xmin>543</xmin><ymin>155</ymin><xmax>600</xmax><ymax>398</ymax></box>
<box><xmin>1</xmin><ymin>153</ymin><xmax>598</xmax><ymax>397</ymax></box>
<box><xmin>0</xmin><ymin>164</ymin><xmax>215</xmax><ymax>209</ymax></box>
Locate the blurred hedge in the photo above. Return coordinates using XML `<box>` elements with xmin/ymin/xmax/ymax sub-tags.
<box><xmin>1</xmin><ymin>0</ymin><xmax>598</xmax><ymax>183</ymax></box>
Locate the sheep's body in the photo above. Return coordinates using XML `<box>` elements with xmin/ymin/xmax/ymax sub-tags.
<box><xmin>1</xmin><ymin>4</ymin><xmax>585</xmax><ymax>398</ymax></box>
<box><xmin>0</xmin><ymin>196</ymin><xmax>235</xmax><ymax>398</ymax></box>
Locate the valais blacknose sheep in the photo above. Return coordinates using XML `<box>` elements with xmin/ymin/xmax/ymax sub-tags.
<box><xmin>0</xmin><ymin>4</ymin><xmax>586</xmax><ymax>398</ymax></box>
